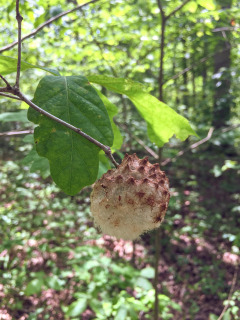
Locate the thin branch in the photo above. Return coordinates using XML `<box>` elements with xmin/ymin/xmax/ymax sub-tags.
<box><xmin>0</xmin><ymin>74</ymin><xmax>11</xmax><ymax>88</ymax></box>
<box><xmin>157</xmin><ymin>0</ymin><xmax>165</xmax><ymax>19</ymax></box>
<box><xmin>16</xmin><ymin>91</ymin><xmax>119</xmax><ymax>168</ymax></box>
<box><xmin>15</xmin><ymin>0</ymin><xmax>23</xmax><ymax>89</ymax></box>
<box><xmin>218</xmin><ymin>267</ymin><xmax>238</xmax><ymax>320</ymax></box>
<box><xmin>161</xmin><ymin>127</ymin><xmax>214</xmax><ymax>166</ymax></box>
<box><xmin>161</xmin><ymin>124</ymin><xmax>240</xmax><ymax>166</ymax></box>
<box><xmin>166</xmin><ymin>0</ymin><xmax>191</xmax><ymax>20</ymax></box>
<box><xmin>115</xmin><ymin>121</ymin><xmax>159</xmax><ymax>159</ymax></box>
<box><xmin>169</xmin><ymin>44</ymin><xmax>238</xmax><ymax>82</ymax></box>
<box><xmin>0</xmin><ymin>129</ymin><xmax>33</xmax><ymax>136</ymax></box>
<box><xmin>0</xmin><ymin>92</ymin><xmax>22</xmax><ymax>100</ymax></box>
<box><xmin>213</xmin><ymin>27</ymin><xmax>238</xmax><ymax>32</ymax></box>
<box><xmin>154</xmin><ymin>148</ymin><xmax>162</xmax><ymax>320</ymax></box>
<box><xmin>0</xmin><ymin>0</ymin><xmax>101</xmax><ymax>54</ymax></box>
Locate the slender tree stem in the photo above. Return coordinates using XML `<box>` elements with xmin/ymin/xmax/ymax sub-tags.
<box><xmin>0</xmin><ymin>75</ymin><xmax>11</xmax><ymax>88</ymax></box>
<box><xmin>218</xmin><ymin>267</ymin><xmax>238</xmax><ymax>320</ymax></box>
<box><xmin>0</xmin><ymin>0</ymin><xmax>101</xmax><ymax>54</ymax></box>
<box><xmin>155</xmin><ymin>1</ymin><xmax>194</xmax><ymax>319</ymax></box>
<box><xmin>154</xmin><ymin>228</ymin><xmax>160</xmax><ymax>320</ymax></box>
<box><xmin>159</xmin><ymin>18</ymin><xmax>165</xmax><ymax>101</ymax></box>
<box><xmin>0</xmin><ymin>92</ymin><xmax>22</xmax><ymax>100</ymax></box>
<box><xmin>165</xmin><ymin>0</ymin><xmax>191</xmax><ymax>20</ymax></box>
<box><xmin>15</xmin><ymin>0</ymin><xmax>23</xmax><ymax>89</ymax></box>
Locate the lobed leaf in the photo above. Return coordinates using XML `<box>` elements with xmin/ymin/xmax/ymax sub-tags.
<box><xmin>88</xmin><ymin>75</ymin><xmax>198</xmax><ymax>147</ymax></box>
<box><xmin>28</xmin><ymin>75</ymin><xmax>113</xmax><ymax>195</ymax></box>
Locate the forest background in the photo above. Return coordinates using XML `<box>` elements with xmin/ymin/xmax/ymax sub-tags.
<box><xmin>0</xmin><ymin>0</ymin><xmax>240</xmax><ymax>319</ymax></box>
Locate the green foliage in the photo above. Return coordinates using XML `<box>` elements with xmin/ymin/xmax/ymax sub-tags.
<box><xmin>88</xmin><ymin>75</ymin><xmax>198</xmax><ymax>147</ymax></box>
<box><xmin>94</xmin><ymin>88</ymin><xmax>123</xmax><ymax>150</ymax></box>
<box><xmin>28</xmin><ymin>75</ymin><xmax>113</xmax><ymax>195</ymax></box>
<box><xmin>0</xmin><ymin>55</ymin><xmax>60</xmax><ymax>76</ymax></box>
<box><xmin>0</xmin><ymin>110</ymin><xmax>28</xmax><ymax>122</ymax></box>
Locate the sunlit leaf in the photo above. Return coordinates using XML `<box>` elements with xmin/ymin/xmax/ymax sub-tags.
<box><xmin>135</xmin><ymin>277</ymin><xmax>153</xmax><ymax>290</ymax></box>
<box><xmin>88</xmin><ymin>75</ymin><xmax>198</xmax><ymax>147</ymax></box>
<box><xmin>197</xmin><ymin>0</ymin><xmax>216</xmax><ymax>10</ymax></box>
<box><xmin>94</xmin><ymin>88</ymin><xmax>123</xmax><ymax>150</ymax></box>
<box><xmin>28</xmin><ymin>75</ymin><xmax>113</xmax><ymax>195</ymax></box>
<box><xmin>140</xmin><ymin>267</ymin><xmax>155</xmax><ymax>279</ymax></box>
<box><xmin>65</xmin><ymin>298</ymin><xmax>88</xmax><ymax>317</ymax></box>
<box><xmin>114</xmin><ymin>305</ymin><xmax>128</xmax><ymax>320</ymax></box>
<box><xmin>25</xmin><ymin>279</ymin><xmax>44</xmax><ymax>296</ymax></box>
<box><xmin>0</xmin><ymin>55</ymin><xmax>60</xmax><ymax>76</ymax></box>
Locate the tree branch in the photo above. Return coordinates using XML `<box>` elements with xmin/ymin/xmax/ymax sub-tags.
<box><xmin>161</xmin><ymin>127</ymin><xmax>214</xmax><ymax>166</ymax></box>
<box><xmin>218</xmin><ymin>267</ymin><xmax>238</xmax><ymax>320</ymax></box>
<box><xmin>0</xmin><ymin>92</ymin><xmax>22</xmax><ymax>100</ymax></box>
<box><xmin>0</xmin><ymin>74</ymin><xmax>118</xmax><ymax>168</ymax></box>
<box><xmin>115</xmin><ymin>121</ymin><xmax>159</xmax><ymax>159</ymax></box>
<box><xmin>0</xmin><ymin>74</ymin><xmax>11</xmax><ymax>88</ymax></box>
<box><xmin>161</xmin><ymin>124</ymin><xmax>240</xmax><ymax>166</ymax></box>
<box><xmin>17</xmin><ymin>91</ymin><xmax>119</xmax><ymax>168</ymax></box>
<box><xmin>157</xmin><ymin>0</ymin><xmax>165</xmax><ymax>19</ymax></box>
<box><xmin>169</xmin><ymin>44</ymin><xmax>238</xmax><ymax>82</ymax></box>
<box><xmin>0</xmin><ymin>0</ymin><xmax>101</xmax><ymax>54</ymax></box>
<box><xmin>166</xmin><ymin>0</ymin><xmax>191</xmax><ymax>20</ymax></box>
<box><xmin>15</xmin><ymin>0</ymin><xmax>23</xmax><ymax>89</ymax></box>
<box><xmin>0</xmin><ymin>129</ymin><xmax>33</xmax><ymax>136</ymax></box>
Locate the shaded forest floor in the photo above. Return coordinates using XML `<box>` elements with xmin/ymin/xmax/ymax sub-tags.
<box><xmin>0</xmin><ymin>147</ymin><xmax>240</xmax><ymax>320</ymax></box>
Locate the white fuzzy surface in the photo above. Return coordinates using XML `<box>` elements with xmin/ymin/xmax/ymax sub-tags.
<box><xmin>90</xmin><ymin>153</ymin><xmax>170</xmax><ymax>240</ymax></box>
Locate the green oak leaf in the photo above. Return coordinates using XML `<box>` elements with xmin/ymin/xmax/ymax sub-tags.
<box><xmin>28</xmin><ymin>75</ymin><xmax>113</xmax><ymax>195</ymax></box>
<box><xmin>0</xmin><ymin>55</ymin><xmax>60</xmax><ymax>76</ymax></box>
<box><xmin>88</xmin><ymin>75</ymin><xmax>198</xmax><ymax>147</ymax></box>
<box><xmin>94</xmin><ymin>88</ymin><xmax>123</xmax><ymax>150</ymax></box>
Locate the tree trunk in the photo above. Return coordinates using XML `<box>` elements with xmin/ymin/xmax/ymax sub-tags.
<box><xmin>212</xmin><ymin>0</ymin><xmax>232</xmax><ymax>129</ymax></box>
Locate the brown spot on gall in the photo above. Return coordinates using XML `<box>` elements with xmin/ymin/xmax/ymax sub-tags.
<box><xmin>119</xmin><ymin>196</ymin><xmax>121</xmax><ymax>201</ymax></box>
<box><xmin>127</xmin><ymin>177</ymin><xmax>135</xmax><ymax>184</ymax></box>
<box><xmin>146</xmin><ymin>197</ymin><xmax>155</xmax><ymax>207</ymax></box>
<box><xmin>105</xmin><ymin>204</ymin><xmax>110</xmax><ymax>209</ymax></box>
<box><xmin>149</xmin><ymin>173</ymin><xmax>157</xmax><ymax>179</ymax></box>
<box><xmin>122</xmin><ymin>164</ymin><xmax>131</xmax><ymax>173</ymax></box>
<box><xmin>149</xmin><ymin>167</ymin><xmax>155</xmax><ymax>174</ymax></box>
<box><xmin>115</xmin><ymin>175</ymin><xmax>123</xmax><ymax>183</ymax></box>
<box><xmin>153</xmin><ymin>214</ymin><xmax>163</xmax><ymax>224</ymax></box>
<box><xmin>101</xmin><ymin>184</ymin><xmax>107</xmax><ymax>189</ymax></box>
<box><xmin>140</xmin><ymin>156</ymin><xmax>148</xmax><ymax>166</ymax></box>
<box><xmin>127</xmin><ymin>199</ymin><xmax>134</xmax><ymax>205</ymax></box>
<box><xmin>160</xmin><ymin>203</ymin><xmax>167</xmax><ymax>212</ymax></box>
<box><xmin>138</xmin><ymin>166</ymin><xmax>145</xmax><ymax>173</ymax></box>
<box><xmin>153</xmin><ymin>163</ymin><xmax>160</xmax><ymax>171</ymax></box>
<box><xmin>141</xmin><ymin>178</ymin><xmax>149</xmax><ymax>184</ymax></box>
<box><xmin>136</xmin><ymin>191</ymin><xmax>145</xmax><ymax>198</ymax></box>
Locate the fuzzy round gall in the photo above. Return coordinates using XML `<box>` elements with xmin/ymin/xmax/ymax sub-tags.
<box><xmin>90</xmin><ymin>153</ymin><xmax>170</xmax><ymax>240</ymax></box>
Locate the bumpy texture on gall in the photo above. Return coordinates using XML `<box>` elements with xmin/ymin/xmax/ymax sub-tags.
<box><xmin>90</xmin><ymin>153</ymin><xmax>170</xmax><ymax>240</ymax></box>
